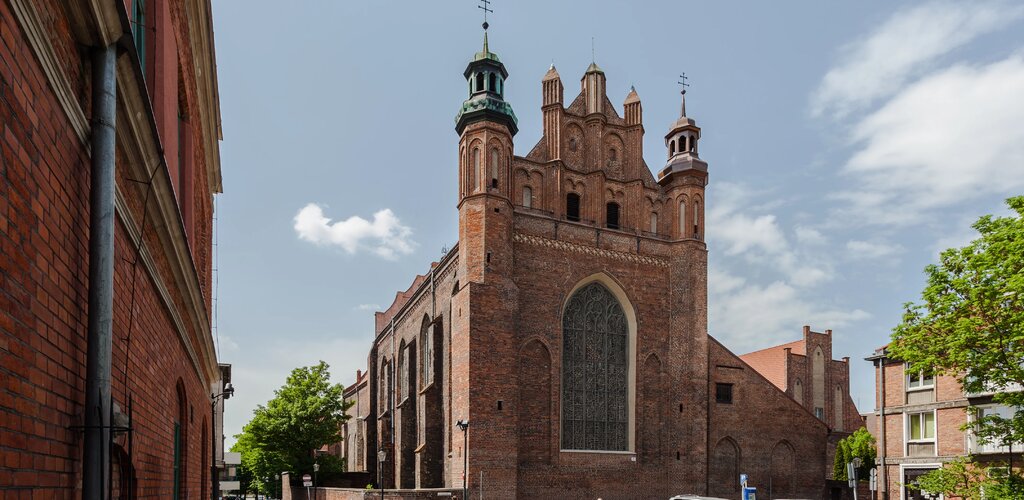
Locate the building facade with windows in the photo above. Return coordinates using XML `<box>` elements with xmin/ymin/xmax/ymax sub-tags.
<box><xmin>337</xmin><ymin>29</ymin><xmax>839</xmax><ymax>500</ymax></box>
<box><xmin>865</xmin><ymin>346</ymin><xmax>1021</xmax><ymax>500</ymax></box>
<box><xmin>0</xmin><ymin>0</ymin><xmax>226</xmax><ymax>497</ymax></box>
<box><xmin>740</xmin><ymin>326</ymin><xmax>866</xmax><ymax>484</ymax></box>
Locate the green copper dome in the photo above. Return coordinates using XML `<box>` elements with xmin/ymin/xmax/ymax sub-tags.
<box><xmin>455</xmin><ymin>31</ymin><xmax>517</xmax><ymax>136</ymax></box>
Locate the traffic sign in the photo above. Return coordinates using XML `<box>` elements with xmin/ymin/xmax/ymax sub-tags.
<box><xmin>869</xmin><ymin>468</ymin><xmax>878</xmax><ymax>491</ymax></box>
<box><xmin>302</xmin><ymin>474</ymin><xmax>312</xmax><ymax>487</ymax></box>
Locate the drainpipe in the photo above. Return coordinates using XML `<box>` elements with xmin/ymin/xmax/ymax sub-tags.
<box><xmin>878</xmin><ymin>356</ymin><xmax>887</xmax><ymax>500</ymax></box>
<box><xmin>82</xmin><ymin>43</ymin><xmax>117</xmax><ymax>500</ymax></box>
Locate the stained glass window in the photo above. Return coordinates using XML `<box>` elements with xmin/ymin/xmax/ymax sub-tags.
<box><xmin>561</xmin><ymin>282</ymin><xmax>629</xmax><ymax>451</ymax></box>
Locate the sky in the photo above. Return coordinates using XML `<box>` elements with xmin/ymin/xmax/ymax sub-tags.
<box><xmin>210</xmin><ymin>0</ymin><xmax>1024</xmax><ymax>447</ymax></box>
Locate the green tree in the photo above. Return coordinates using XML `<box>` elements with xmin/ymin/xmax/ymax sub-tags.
<box><xmin>912</xmin><ymin>457</ymin><xmax>987</xmax><ymax>499</ymax></box>
<box><xmin>833</xmin><ymin>428</ymin><xmax>876</xmax><ymax>481</ymax></box>
<box><xmin>889</xmin><ymin>196</ymin><xmax>1024</xmax><ymax>451</ymax></box>
<box><xmin>233</xmin><ymin>361</ymin><xmax>354</xmax><ymax>492</ymax></box>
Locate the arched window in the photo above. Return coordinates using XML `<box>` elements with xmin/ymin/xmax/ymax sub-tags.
<box><xmin>693</xmin><ymin>198</ymin><xmax>701</xmax><ymax>239</ymax></box>
<box><xmin>794</xmin><ymin>379</ymin><xmax>804</xmax><ymax>405</ymax></box>
<box><xmin>489</xmin><ymin>149</ymin><xmax>499</xmax><ymax>189</ymax></box>
<box><xmin>679</xmin><ymin>199</ymin><xmax>687</xmax><ymax>236</ymax></box>
<box><xmin>399</xmin><ymin>340</ymin><xmax>408</xmax><ymax>401</ymax></box>
<box><xmin>497</xmin><ymin>77</ymin><xmax>502</xmax><ymax>96</ymax></box>
<box><xmin>201</xmin><ymin>421</ymin><xmax>208</xmax><ymax>500</ymax></box>
<box><xmin>670</xmin><ymin>140</ymin><xmax>676</xmax><ymax>155</ymax></box>
<box><xmin>690</xmin><ymin>134</ymin><xmax>697</xmax><ymax>152</ymax></box>
<box><xmin>682</xmin><ymin>136</ymin><xmax>688</xmax><ymax>153</ymax></box>
<box><xmin>471</xmin><ymin>148</ymin><xmax>480</xmax><ymax>192</ymax></box>
<box><xmin>174</xmin><ymin>382</ymin><xmax>188</xmax><ymax>500</ymax></box>
<box><xmin>812</xmin><ymin>347</ymin><xmax>825</xmax><ymax>419</ymax></box>
<box><xmin>475</xmin><ymin>73</ymin><xmax>484</xmax><ymax>93</ymax></box>
<box><xmin>379</xmin><ymin>358</ymin><xmax>388</xmax><ymax>410</ymax></box>
<box><xmin>522</xmin><ymin>186</ymin><xmax>533</xmax><ymax>208</ymax></box>
<box><xmin>606</xmin><ymin>202</ymin><xmax>620</xmax><ymax>230</ymax></box>
<box><xmin>834</xmin><ymin>386</ymin><xmax>844</xmax><ymax>431</ymax></box>
<box><xmin>421</xmin><ymin>318</ymin><xmax>433</xmax><ymax>387</ymax></box>
<box><xmin>566</xmin><ymin>193</ymin><xmax>580</xmax><ymax>222</ymax></box>
<box><xmin>562</xmin><ymin>282</ymin><xmax>629</xmax><ymax>451</ymax></box>
<box><xmin>489</xmin><ymin>73</ymin><xmax>497</xmax><ymax>93</ymax></box>
<box><xmin>649</xmin><ymin>212</ymin><xmax>658</xmax><ymax>234</ymax></box>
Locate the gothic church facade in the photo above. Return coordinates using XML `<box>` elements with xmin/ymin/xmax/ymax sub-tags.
<box><xmin>343</xmin><ymin>33</ymin><xmax>831</xmax><ymax>499</ymax></box>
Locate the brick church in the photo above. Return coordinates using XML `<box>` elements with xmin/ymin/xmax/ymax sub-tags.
<box><xmin>339</xmin><ymin>28</ymin><xmax>846</xmax><ymax>499</ymax></box>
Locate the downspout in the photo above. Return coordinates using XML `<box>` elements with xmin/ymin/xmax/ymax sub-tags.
<box><xmin>878</xmin><ymin>356</ymin><xmax>887</xmax><ymax>500</ymax></box>
<box><xmin>83</xmin><ymin>43</ymin><xmax>118</xmax><ymax>500</ymax></box>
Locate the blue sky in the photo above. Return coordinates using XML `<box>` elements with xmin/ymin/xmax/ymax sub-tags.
<box><xmin>212</xmin><ymin>1</ymin><xmax>1024</xmax><ymax>446</ymax></box>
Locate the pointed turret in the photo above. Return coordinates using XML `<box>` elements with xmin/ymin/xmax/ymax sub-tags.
<box><xmin>658</xmin><ymin>88</ymin><xmax>708</xmax><ymax>240</ymax></box>
<box><xmin>624</xmin><ymin>86</ymin><xmax>642</xmax><ymax>126</ymax></box>
<box><xmin>659</xmin><ymin>90</ymin><xmax>705</xmax><ymax>172</ymax></box>
<box><xmin>581</xmin><ymin>61</ymin><xmax>606</xmax><ymax>115</ymax></box>
<box><xmin>455</xmin><ymin>31</ymin><xmax>518</xmax><ymax>136</ymax></box>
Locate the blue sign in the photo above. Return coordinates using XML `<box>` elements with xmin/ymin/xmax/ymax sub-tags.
<box><xmin>742</xmin><ymin>486</ymin><xmax>757</xmax><ymax>500</ymax></box>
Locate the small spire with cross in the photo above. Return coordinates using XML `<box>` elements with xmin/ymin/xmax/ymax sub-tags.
<box><xmin>677</xmin><ymin>73</ymin><xmax>690</xmax><ymax>117</ymax></box>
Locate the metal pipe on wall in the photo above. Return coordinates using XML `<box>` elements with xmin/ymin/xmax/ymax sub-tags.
<box><xmin>82</xmin><ymin>42</ymin><xmax>118</xmax><ymax>500</ymax></box>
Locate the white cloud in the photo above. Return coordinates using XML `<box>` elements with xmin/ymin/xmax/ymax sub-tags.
<box><xmin>845</xmin><ymin>240</ymin><xmax>905</xmax><ymax>260</ymax></box>
<box><xmin>708</xmin><ymin>183</ymin><xmax>833</xmax><ymax>288</ymax></box>
<box><xmin>355</xmin><ymin>303</ymin><xmax>381</xmax><ymax>311</ymax></box>
<box><xmin>835</xmin><ymin>55</ymin><xmax>1024</xmax><ymax>225</ymax></box>
<box><xmin>794</xmin><ymin>226</ymin><xmax>827</xmax><ymax>246</ymax></box>
<box><xmin>294</xmin><ymin>204</ymin><xmax>416</xmax><ymax>259</ymax></box>
<box><xmin>812</xmin><ymin>0</ymin><xmax>1023</xmax><ymax>118</ymax></box>
<box><xmin>708</xmin><ymin>267</ymin><xmax>870</xmax><ymax>352</ymax></box>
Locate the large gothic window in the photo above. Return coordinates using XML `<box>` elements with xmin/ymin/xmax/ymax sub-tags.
<box><xmin>561</xmin><ymin>282</ymin><xmax>629</xmax><ymax>451</ymax></box>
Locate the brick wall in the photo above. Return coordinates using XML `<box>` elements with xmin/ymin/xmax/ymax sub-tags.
<box><xmin>0</xmin><ymin>0</ymin><xmax>221</xmax><ymax>497</ymax></box>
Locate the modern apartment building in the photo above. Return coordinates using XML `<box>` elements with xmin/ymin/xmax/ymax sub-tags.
<box><xmin>866</xmin><ymin>346</ymin><xmax>1021</xmax><ymax>500</ymax></box>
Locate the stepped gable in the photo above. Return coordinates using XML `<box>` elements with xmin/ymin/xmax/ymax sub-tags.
<box><xmin>374</xmin><ymin>269</ymin><xmax>433</xmax><ymax>334</ymax></box>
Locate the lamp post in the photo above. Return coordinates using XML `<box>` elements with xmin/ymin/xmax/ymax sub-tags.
<box><xmin>313</xmin><ymin>458</ymin><xmax>320</xmax><ymax>500</ymax></box>
<box><xmin>456</xmin><ymin>420</ymin><xmax>469</xmax><ymax>500</ymax></box>
<box><xmin>377</xmin><ymin>449</ymin><xmax>387</xmax><ymax>499</ymax></box>
<box><xmin>210</xmin><ymin>383</ymin><xmax>234</xmax><ymax>500</ymax></box>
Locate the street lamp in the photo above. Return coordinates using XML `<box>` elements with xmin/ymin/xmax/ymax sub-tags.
<box><xmin>210</xmin><ymin>383</ymin><xmax>234</xmax><ymax>500</ymax></box>
<box><xmin>456</xmin><ymin>420</ymin><xmax>469</xmax><ymax>500</ymax></box>
<box><xmin>377</xmin><ymin>449</ymin><xmax>387</xmax><ymax>499</ymax></box>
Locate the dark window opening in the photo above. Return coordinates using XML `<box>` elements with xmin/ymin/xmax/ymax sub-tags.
<box><xmin>491</xmin><ymin>178</ymin><xmax>498</xmax><ymax>189</ymax></box>
<box><xmin>609</xmin><ymin>148</ymin><xmax>617</xmax><ymax>161</ymax></box>
<box><xmin>606</xmin><ymin>202</ymin><xmax>620</xmax><ymax>230</ymax></box>
<box><xmin>566</xmin><ymin>193</ymin><xmax>581</xmax><ymax>222</ymax></box>
<box><xmin>690</xmin><ymin>135</ymin><xmax>697</xmax><ymax>152</ymax></box>
<box><xmin>489</xmin><ymin>73</ymin><xmax>497</xmax><ymax>92</ymax></box>
<box><xmin>569</xmin><ymin>137</ymin><xmax>577</xmax><ymax>152</ymax></box>
<box><xmin>715</xmin><ymin>383</ymin><xmax>733</xmax><ymax>404</ymax></box>
<box><xmin>815</xmin><ymin>407</ymin><xmax>824</xmax><ymax>419</ymax></box>
<box><xmin>132</xmin><ymin>0</ymin><xmax>147</xmax><ymax>75</ymax></box>
<box><xmin>475</xmin><ymin>73</ymin><xmax>484</xmax><ymax>93</ymax></box>
<box><xmin>670</xmin><ymin>140</ymin><xmax>676</xmax><ymax>154</ymax></box>
<box><xmin>497</xmin><ymin>400</ymin><xmax>503</xmax><ymax>411</ymax></box>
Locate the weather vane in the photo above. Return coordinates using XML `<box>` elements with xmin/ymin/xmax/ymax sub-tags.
<box><xmin>678</xmin><ymin>73</ymin><xmax>690</xmax><ymax>94</ymax></box>
<box><xmin>478</xmin><ymin>0</ymin><xmax>492</xmax><ymax>30</ymax></box>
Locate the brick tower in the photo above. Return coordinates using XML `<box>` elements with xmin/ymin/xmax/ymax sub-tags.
<box><xmin>452</xmin><ymin>27</ymin><xmax>521</xmax><ymax>496</ymax></box>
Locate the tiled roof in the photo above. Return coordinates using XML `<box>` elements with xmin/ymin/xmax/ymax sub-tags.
<box><xmin>738</xmin><ymin>340</ymin><xmax>806</xmax><ymax>391</ymax></box>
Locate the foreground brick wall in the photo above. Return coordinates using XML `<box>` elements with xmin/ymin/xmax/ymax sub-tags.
<box><xmin>0</xmin><ymin>0</ymin><xmax>221</xmax><ymax>497</ymax></box>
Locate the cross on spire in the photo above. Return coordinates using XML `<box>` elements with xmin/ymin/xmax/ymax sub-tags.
<box><xmin>677</xmin><ymin>73</ymin><xmax>690</xmax><ymax>94</ymax></box>
<box><xmin>677</xmin><ymin>73</ymin><xmax>690</xmax><ymax>117</ymax></box>
<box><xmin>478</xmin><ymin>0</ymin><xmax>492</xmax><ymax>30</ymax></box>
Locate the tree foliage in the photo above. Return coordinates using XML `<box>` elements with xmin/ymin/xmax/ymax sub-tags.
<box><xmin>913</xmin><ymin>457</ymin><xmax>1024</xmax><ymax>500</ymax></box>
<box><xmin>832</xmin><ymin>428</ymin><xmax>876</xmax><ymax>481</ymax></box>
<box><xmin>232</xmin><ymin>361</ymin><xmax>353</xmax><ymax>492</ymax></box>
<box><xmin>889</xmin><ymin>196</ymin><xmax>1024</xmax><ymax>449</ymax></box>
